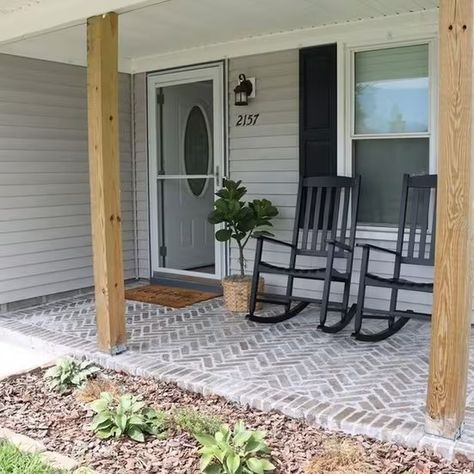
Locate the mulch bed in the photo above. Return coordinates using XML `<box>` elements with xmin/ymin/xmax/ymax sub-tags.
<box><xmin>0</xmin><ymin>368</ymin><xmax>473</xmax><ymax>474</ymax></box>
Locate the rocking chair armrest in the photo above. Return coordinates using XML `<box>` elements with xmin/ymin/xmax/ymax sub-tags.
<box><xmin>257</xmin><ymin>236</ymin><xmax>295</xmax><ymax>249</ymax></box>
<box><xmin>357</xmin><ymin>243</ymin><xmax>400</xmax><ymax>256</ymax></box>
<box><xmin>326</xmin><ymin>239</ymin><xmax>352</xmax><ymax>252</ymax></box>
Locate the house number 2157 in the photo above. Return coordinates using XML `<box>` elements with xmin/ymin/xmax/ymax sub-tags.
<box><xmin>236</xmin><ymin>114</ymin><xmax>259</xmax><ymax>126</ymax></box>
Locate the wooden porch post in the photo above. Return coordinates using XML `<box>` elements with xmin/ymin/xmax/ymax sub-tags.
<box><xmin>87</xmin><ymin>12</ymin><xmax>127</xmax><ymax>354</ymax></box>
<box><xmin>426</xmin><ymin>0</ymin><xmax>473</xmax><ymax>439</ymax></box>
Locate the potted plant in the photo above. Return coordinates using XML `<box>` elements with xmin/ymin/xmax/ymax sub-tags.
<box><xmin>208</xmin><ymin>179</ymin><xmax>278</xmax><ymax>312</ymax></box>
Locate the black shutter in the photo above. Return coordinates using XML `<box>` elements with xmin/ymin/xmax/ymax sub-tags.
<box><xmin>299</xmin><ymin>44</ymin><xmax>337</xmax><ymax>178</ymax></box>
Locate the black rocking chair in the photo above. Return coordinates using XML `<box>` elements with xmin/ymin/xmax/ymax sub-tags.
<box><xmin>353</xmin><ymin>174</ymin><xmax>437</xmax><ymax>342</ymax></box>
<box><xmin>246</xmin><ymin>175</ymin><xmax>361</xmax><ymax>332</ymax></box>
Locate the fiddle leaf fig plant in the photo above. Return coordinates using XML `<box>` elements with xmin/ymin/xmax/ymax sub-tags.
<box><xmin>208</xmin><ymin>180</ymin><xmax>278</xmax><ymax>277</ymax></box>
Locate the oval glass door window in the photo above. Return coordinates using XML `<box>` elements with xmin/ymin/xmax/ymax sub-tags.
<box><xmin>184</xmin><ymin>106</ymin><xmax>210</xmax><ymax>196</ymax></box>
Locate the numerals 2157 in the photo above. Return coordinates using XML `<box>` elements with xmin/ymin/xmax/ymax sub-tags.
<box><xmin>236</xmin><ymin>114</ymin><xmax>259</xmax><ymax>126</ymax></box>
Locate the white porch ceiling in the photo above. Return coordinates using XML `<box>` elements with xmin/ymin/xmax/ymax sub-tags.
<box><xmin>0</xmin><ymin>0</ymin><xmax>439</xmax><ymax>73</ymax></box>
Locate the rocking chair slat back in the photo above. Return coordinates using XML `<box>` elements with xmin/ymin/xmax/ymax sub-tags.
<box><xmin>429</xmin><ymin>199</ymin><xmax>437</xmax><ymax>262</ymax></box>
<box><xmin>296</xmin><ymin>176</ymin><xmax>360</xmax><ymax>258</ymax></box>
<box><xmin>331</xmin><ymin>186</ymin><xmax>342</xmax><ymax>243</ymax></box>
<box><xmin>417</xmin><ymin>187</ymin><xmax>430</xmax><ymax>259</ymax></box>
<box><xmin>310</xmin><ymin>186</ymin><xmax>323</xmax><ymax>251</ymax></box>
<box><xmin>320</xmin><ymin>187</ymin><xmax>332</xmax><ymax>251</ymax></box>
<box><xmin>340</xmin><ymin>184</ymin><xmax>350</xmax><ymax>245</ymax></box>
<box><xmin>301</xmin><ymin>186</ymin><xmax>313</xmax><ymax>249</ymax></box>
<box><xmin>397</xmin><ymin>174</ymin><xmax>437</xmax><ymax>266</ymax></box>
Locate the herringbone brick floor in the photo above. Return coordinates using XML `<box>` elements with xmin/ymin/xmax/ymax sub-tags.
<box><xmin>1</xmin><ymin>292</ymin><xmax>474</xmax><ymax>460</ymax></box>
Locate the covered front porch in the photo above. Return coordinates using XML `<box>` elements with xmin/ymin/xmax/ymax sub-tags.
<box><xmin>0</xmin><ymin>291</ymin><xmax>473</xmax><ymax>460</ymax></box>
<box><xmin>0</xmin><ymin>0</ymin><xmax>472</xmax><ymax>457</ymax></box>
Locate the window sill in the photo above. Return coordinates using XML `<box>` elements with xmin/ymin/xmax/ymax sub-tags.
<box><xmin>356</xmin><ymin>224</ymin><xmax>398</xmax><ymax>241</ymax></box>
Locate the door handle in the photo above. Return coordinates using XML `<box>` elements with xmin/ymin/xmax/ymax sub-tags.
<box><xmin>215</xmin><ymin>165</ymin><xmax>223</xmax><ymax>187</ymax></box>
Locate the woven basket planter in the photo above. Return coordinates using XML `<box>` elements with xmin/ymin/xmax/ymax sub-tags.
<box><xmin>222</xmin><ymin>276</ymin><xmax>264</xmax><ymax>313</ymax></box>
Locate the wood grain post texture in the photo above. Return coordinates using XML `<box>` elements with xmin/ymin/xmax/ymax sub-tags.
<box><xmin>426</xmin><ymin>0</ymin><xmax>473</xmax><ymax>439</ymax></box>
<box><xmin>87</xmin><ymin>12</ymin><xmax>127</xmax><ymax>354</ymax></box>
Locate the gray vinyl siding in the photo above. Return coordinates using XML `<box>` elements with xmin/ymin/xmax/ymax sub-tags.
<box><xmin>228</xmin><ymin>50</ymin><xmax>434</xmax><ymax>314</ymax></box>
<box><xmin>0</xmin><ymin>54</ymin><xmax>135</xmax><ymax>305</ymax></box>
<box><xmin>131</xmin><ymin>49</ymin><xmax>436</xmax><ymax>315</ymax></box>
<box><xmin>133</xmin><ymin>73</ymin><xmax>150</xmax><ymax>279</ymax></box>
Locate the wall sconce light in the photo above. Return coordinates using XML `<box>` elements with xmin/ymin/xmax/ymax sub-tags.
<box><xmin>234</xmin><ymin>74</ymin><xmax>254</xmax><ymax>106</ymax></box>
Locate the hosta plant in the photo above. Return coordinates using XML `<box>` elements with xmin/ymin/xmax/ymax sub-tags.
<box><xmin>44</xmin><ymin>358</ymin><xmax>100</xmax><ymax>393</ymax></box>
<box><xmin>195</xmin><ymin>421</ymin><xmax>275</xmax><ymax>474</ymax></box>
<box><xmin>89</xmin><ymin>392</ymin><xmax>169</xmax><ymax>442</ymax></box>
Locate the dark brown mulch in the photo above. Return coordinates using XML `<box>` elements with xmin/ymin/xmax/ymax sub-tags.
<box><xmin>0</xmin><ymin>368</ymin><xmax>473</xmax><ymax>474</ymax></box>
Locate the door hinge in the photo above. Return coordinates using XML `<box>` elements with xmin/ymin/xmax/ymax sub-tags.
<box><xmin>156</xmin><ymin>93</ymin><xmax>164</xmax><ymax>105</ymax></box>
<box><xmin>159</xmin><ymin>245</ymin><xmax>167</xmax><ymax>257</ymax></box>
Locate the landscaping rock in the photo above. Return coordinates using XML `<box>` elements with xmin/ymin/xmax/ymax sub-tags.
<box><xmin>41</xmin><ymin>450</ymin><xmax>81</xmax><ymax>470</ymax></box>
<box><xmin>0</xmin><ymin>426</ymin><xmax>46</xmax><ymax>453</ymax></box>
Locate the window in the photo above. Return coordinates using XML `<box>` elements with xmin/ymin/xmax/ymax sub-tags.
<box><xmin>351</xmin><ymin>44</ymin><xmax>431</xmax><ymax>225</ymax></box>
<box><xmin>184</xmin><ymin>106</ymin><xmax>210</xmax><ymax>196</ymax></box>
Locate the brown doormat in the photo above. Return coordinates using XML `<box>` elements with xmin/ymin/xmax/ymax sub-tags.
<box><xmin>125</xmin><ymin>284</ymin><xmax>218</xmax><ymax>309</ymax></box>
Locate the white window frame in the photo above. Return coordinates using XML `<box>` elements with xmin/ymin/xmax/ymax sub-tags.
<box><xmin>343</xmin><ymin>37</ymin><xmax>438</xmax><ymax>239</ymax></box>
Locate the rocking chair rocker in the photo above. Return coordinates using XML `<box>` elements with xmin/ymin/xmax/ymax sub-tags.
<box><xmin>246</xmin><ymin>175</ymin><xmax>361</xmax><ymax>332</ymax></box>
<box><xmin>353</xmin><ymin>174</ymin><xmax>437</xmax><ymax>342</ymax></box>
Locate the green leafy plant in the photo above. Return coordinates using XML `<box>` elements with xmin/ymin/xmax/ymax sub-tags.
<box><xmin>208</xmin><ymin>180</ymin><xmax>278</xmax><ymax>277</ymax></box>
<box><xmin>89</xmin><ymin>392</ymin><xmax>169</xmax><ymax>442</ymax></box>
<box><xmin>44</xmin><ymin>358</ymin><xmax>100</xmax><ymax>393</ymax></box>
<box><xmin>195</xmin><ymin>421</ymin><xmax>275</xmax><ymax>474</ymax></box>
<box><xmin>173</xmin><ymin>407</ymin><xmax>223</xmax><ymax>436</ymax></box>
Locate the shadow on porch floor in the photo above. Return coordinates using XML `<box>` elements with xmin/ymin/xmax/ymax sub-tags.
<box><xmin>0</xmin><ymin>293</ymin><xmax>473</xmax><ymax>461</ymax></box>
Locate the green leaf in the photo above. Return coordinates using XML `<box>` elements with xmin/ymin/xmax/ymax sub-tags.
<box><xmin>204</xmin><ymin>464</ymin><xmax>222</xmax><ymax>474</ymax></box>
<box><xmin>119</xmin><ymin>394</ymin><xmax>133</xmax><ymax>412</ymax></box>
<box><xmin>96</xmin><ymin>430</ymin><xmax>113</xmax><ymax>440</ymax></box>
<box><xmin>246</xmin><ymin>458</ymin><xmax>265</xmax><ymax>474</ymax></box>
<box><xmin>131</xmin><ymin>400</ymin><xmax>146</xmax><ymax>413</ymax></box>
<box><xmin>260</xmin><ymin>459</ymin><xmax>276</xmax><ymax>471</ymax></box>
<box><xmin>200</xmin><ymin>453</ymin><xmax>215</xmax><ymax>472</ymax></box>
<box><xmin>195</xmin><ymin>433</ymin><xmax>217</xmax><ymax>448</ymax></box>
<box><xmin>225</xmin><ymin>453</ymin><xmax>241</xmax><ymax>474</ymax></box>
<box><xmin>246</xmin><ymin>458</ymin><xmax>274</xmax><ymax>473</ymax></box>
<box><xmin>128</xmin><ymin>415</ymin><xmax>145</xmax><ymax>426</ymax></box>
<box><xmin>90</xmin><ymin>414</ymin><xmax>112</xmax><ymax>430</ymax></box>
<box><xmin>208</xmin><ymin>210</ymin><xmax>224</xmax><ymax>224</ymax></box>
<box><xmin>89</xmin><ymin>398</ymin><xmax>109</xmax><ymax>413</ymax></box>
<box><xmin>116</xmin><ymin>414</ymin><xmax>127</xmax><ymax>432</ymax></box>
<box><xmin>215</xmin><ymin>229</ymin><xmax>232</xmax><ymax>242</ymax></box>
<box><xmin>128</xmin><ymin>427</ymin><xmax>145</xmax><ymax>443</ymax></box>
<box><xmin>100</xmin><ymin>392</ymin><xmax>114</xmax><ymax>404</ymax></box>
<box><xmin>234</xmin><ymin>429</ymin><xmax>252</xmax><ymax>447</ymax></box>
<box><xmin>245</xmin><ymin>438</ymin><xmax>267</xmax><ymax>454</ymax></box>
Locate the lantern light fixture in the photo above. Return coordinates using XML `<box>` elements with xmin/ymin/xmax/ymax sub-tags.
<box><xmin>234</xmin><ymin>73</ymin><xmax>254</xmax><ymax>106</ymax></box>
